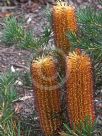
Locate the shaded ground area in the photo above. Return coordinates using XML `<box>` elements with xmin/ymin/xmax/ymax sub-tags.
<box><xmin>0</xmin><ymin>1</ymin><xmax>102</xmax><ymax>136</ymax></box>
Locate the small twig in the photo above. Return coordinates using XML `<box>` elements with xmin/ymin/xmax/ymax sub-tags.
<box><xmin>0</xmin><ymin>48</ymin><xmax>9</xmax><ymax>53</ymax></box>
<box><xmin>0</xmin><ymin>50</ymin><xmax>19</xmax><ymax>55</ymax></box>
<box><xmin>0</xmin><ymin>6</ymin><xmax>16</xmax><ymax>12</ymax></box>
<box><xmin>11</xmin><ymin>63</ymin><xmax>29</xmax><ymax>71</ymax></box>
<box><xmin>0</xmin><ymin>23</ymin><xmax>4</xmax><ymax>26</ymax></box>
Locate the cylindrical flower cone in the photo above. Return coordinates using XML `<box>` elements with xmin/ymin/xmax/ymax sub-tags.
<box><xmin>52</xmin><ymin>2</ymin><xmax>77</xmax><ymax>54</ymax></box>
<box><xmin>31</xmin><ymin>56</ymin><xmax>62</xmax><ymax>136</ymax></box>
<box><xmin>66</xmin><ymin>52</ymin><xmax>95</xmax><ymax>127</ymax></box>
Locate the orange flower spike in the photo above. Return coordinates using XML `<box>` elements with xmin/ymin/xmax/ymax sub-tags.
<box><xmin>66</xmin><ymin>52</ymin><xmax>96</xmax><ymax>127</ymax></box>
<box><xmin>31</xmin><ymin>56</ymin><xmax>62</xmax><ymax>136</ymax></box>
<box><xmin>52</xmin><ymin>2</ymin><xmax>77</xmax><ymax>54</ymax></box>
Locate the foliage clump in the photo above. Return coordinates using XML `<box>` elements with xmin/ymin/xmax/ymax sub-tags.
<box><xmin>2</xmin><ymin>17</ymin><xmax>24</xmax><ymax>45</ymax></box>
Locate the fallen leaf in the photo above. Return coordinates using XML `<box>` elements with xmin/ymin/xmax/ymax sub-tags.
<box><xmin>0</xmin><ymin>12</ymin><xmax>13</xmax><ymax>18</ymax></box>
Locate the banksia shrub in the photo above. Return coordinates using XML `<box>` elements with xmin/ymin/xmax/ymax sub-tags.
<box><xmin>52</xmin><ymin>2</ymin><xmax>77</xmax><ymax>54</ymax></box>
<box><xmin>31</xmin><ymin>56</ymin><xmax>62</xmax><ymax>136</ymax></box>
<box><xmin>66</xmin><ymin>52</ymin><xmax>95</xmax><ymax>127</ymax></box>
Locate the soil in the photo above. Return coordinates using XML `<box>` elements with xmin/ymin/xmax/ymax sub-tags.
<box><xmin>0</xmin><ymin>1</ymin><xmax>102</xmax><ymax>136</ymax></box>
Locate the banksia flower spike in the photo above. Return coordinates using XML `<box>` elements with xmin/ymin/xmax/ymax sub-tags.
<box><xmin>52</xmin><ymin>2</ymin><xmax>77</xmax><ymax>54</ymax></box>
<box><xmin>31</xmin><ymin>56</ymin><xmax>62</xmax><ymax>136</ymax></box>
<box><xmin>66</xmin><ymin>52</ymin><xmax>95</xmax><ymax>127</ymax></box>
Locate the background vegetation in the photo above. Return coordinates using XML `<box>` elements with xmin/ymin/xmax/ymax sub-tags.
<box><xmin>0</xmin><ymin>1</ymin><xmax>102</xmax><ymax>136</ymax></box>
